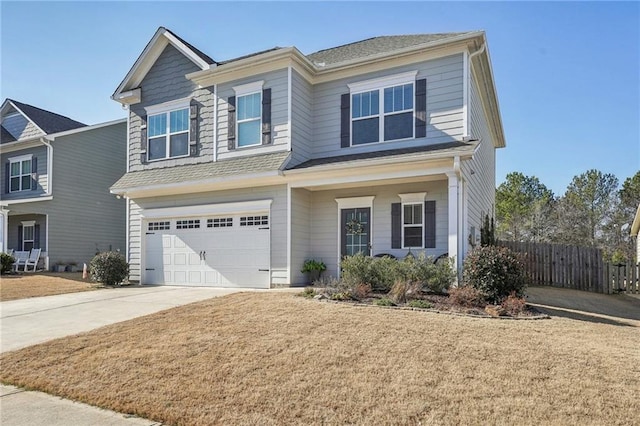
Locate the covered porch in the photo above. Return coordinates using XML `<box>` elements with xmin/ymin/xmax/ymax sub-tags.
<box><xmin>2</xmin><ymin>210</ymin><xmax>48</xmax><ymax>271</ymax></box>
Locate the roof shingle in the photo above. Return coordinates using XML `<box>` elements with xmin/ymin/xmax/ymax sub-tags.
<box><xmin>7</xmin><ymin>99</ymin><xmax>86</xmax><ymax>134</ymax></box>
<box><xmin>306</xmin><ymin>33</ymin><xmax>473</xmax><ymax>66</ymax></box>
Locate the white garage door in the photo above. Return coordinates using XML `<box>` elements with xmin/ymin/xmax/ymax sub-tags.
<box><xmin>144</xmin><ymin>213</ymin><xmax>270</xmax><ymax>288</ymax></box>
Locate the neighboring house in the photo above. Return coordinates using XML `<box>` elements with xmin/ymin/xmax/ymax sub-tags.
<box><xmin>111</xmin><ymin>27</ymin><xmax>505</xmax><ymax>288</ymax></box>
<box><xmin>0</xmin><ymin>99</ymin><xmax>127</xmax><ymax>269</ymax></box>
<box><xmin>631</xmin><ymin>203</ymin><xmax>640</xmax><ymax>263</ymax></box>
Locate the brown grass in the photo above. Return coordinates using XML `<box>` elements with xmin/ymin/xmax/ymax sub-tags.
<box><xmin>0</xmin><ymin>273</ymin><xmax>96</xmax><ymax>301</ymax></box>
<box><xmin>1</xmin><ymin>292</ymin><xmax>638</xmax><ymax>425</ymax></box>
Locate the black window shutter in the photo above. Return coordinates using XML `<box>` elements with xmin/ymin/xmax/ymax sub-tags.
<box><xmin>189</xmin><ymin>101</ymin><xmax>198</xmax><ymax>156</ymax></box>
<box><xmin>5</xmin><ymin>162</ymin><xmax>9</xmax><ymax>194</ymax></box>
<box><xmin>262</xmin><ymin>88</ymin><xmax>272</xmax><ymax>145</ymax></box>
<box><xmin>140</xmin><ymin>115</ymin><xmax>148</xmax><ymax>164</ymax></box>
<box><xmin>31</xmin><ymin>157</ymin><xmax>38</xmax><ymax>190</ymax></box>
<box><xmin>425</xmin><ymin>200</ymin><xmax>436</xmax><ymax>248</ymax></box>
<box><xmin>18</xmin><ymin>225</ymin><xmax>23</xmax><ymax>250</ymax></box>
<box><xmin>415</xmin><ymin>79</ymin><xmax>427</xmax><ymax>138</ymax></box>
<box><xmin>391</xmin><ymin>203</ymin><xmax>401</xmax><ymax>249</ymax></box>
<box><xmin>227</xmin><ymin>96</ymin><xmax>236</xmax><ymax>150</ymax></box>
<box><xmin>34</xmin><ymin>224</ymin><xmax>40</xmax><ymax>249</ymax></box>
<box><xmin>340</xmin><ymin>209</ymin><xmax>349</xmax><ymax>257</ymax></box>
<box><xmin>340</xmin><ymin>93</ymin><xmax>350</xmax><ymax>148</ymax></box>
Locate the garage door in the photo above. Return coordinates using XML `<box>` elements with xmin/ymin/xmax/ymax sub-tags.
<box><xmin>144</xmin><ymin>213</ymin><xmax>270</xmax><ymax>288</ymax></box>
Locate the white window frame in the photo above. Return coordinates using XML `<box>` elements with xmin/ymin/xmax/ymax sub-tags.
<box><xmin>9</xmin><ymin>154</ymin><xmax>33</xmax><ymax>193</ymax></box>
<box><xmin>348</xmin><ymin>71</ymin><xmax>417</xmax><ymax>146</ymax></box>
<box><xmin>145</xmin><ymin>98</ymin><xmax>191</xmax><ymax>162</ymax></box>
<box><xmin>233</xmin><ymin>80</ymin><xmax>264</xmax><ymax>149</ymax></box>
<box><xmin>21</xmin><ymin>220</ymin><xmax>35</xmax><ymax>251</ymax></box>
<box><xmin>399</xmin><ymin>192</ymin><xmax>426</xmax><ymax>249</ymax></box>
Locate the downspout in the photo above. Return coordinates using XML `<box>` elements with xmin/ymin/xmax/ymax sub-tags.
<box><xmin>39</xmin><ymin>137</ymin><xmax>53</xmax><ymax>196</ymax></box>
<box><xmin>464</xmin><ymin>43</ymin><xmax>486</xmax><ymax>139</ymax></box>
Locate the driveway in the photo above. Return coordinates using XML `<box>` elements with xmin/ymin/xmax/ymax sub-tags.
<box><xmin>0</xmin><ymin>285</ymin><xmax>248</xmax><ymax>353</ymax></box>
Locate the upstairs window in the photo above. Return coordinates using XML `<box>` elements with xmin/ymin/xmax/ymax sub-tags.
<box><xmin>237</xmin><ymin>92</ymin><xmax>262</xmax><ymax>147</ymax></box>
<box><xmin>147</xmin><ymin>107</ymin><xmax>190</xmax><ymax>161</ymax></box>
<box><xmin>9</xmin><ymin>155</ymin><xmax>32</xmax><ymax>192</ymax></box>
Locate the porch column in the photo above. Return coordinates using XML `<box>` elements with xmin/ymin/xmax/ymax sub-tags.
<box><xmin>446</xmin><ymin>172</ymin><xmax>460</xmax><ymax>277</ymax></box>
<box><xmin>0</xmin><ymin>208</ymin><xmax>8</xmax><ymax>252</ymax></box>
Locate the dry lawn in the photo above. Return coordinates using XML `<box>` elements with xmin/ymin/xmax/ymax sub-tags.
<box><xmin>0</xmin><ymin>273</ymin><xmax>96</xmax><ymax>301</ymax></box>
<box><xmin>1</xmin><ymin>292</ymin><xmax>638</xmax><ymax>425</ymax></box>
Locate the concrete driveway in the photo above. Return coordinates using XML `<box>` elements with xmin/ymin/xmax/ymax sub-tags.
<box><xmin>1</xmin><ymin>285</ymin><xmax>247</xmax><ymax>353</ymax></box>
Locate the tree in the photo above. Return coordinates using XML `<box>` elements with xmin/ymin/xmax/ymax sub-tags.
<box><xmin>554</xmin><ymin>169</ymin><xmax>618</xmax><ymax>247</ymax></box>
<box><xmin>496</xmin><ymin>172</ymin><xmax>555</xmax><ymax>242</ymax></box>
<box><xmin>603</xmin><ymin>171</ymin><xmax>640</xmax><ymax>261</ymax></box>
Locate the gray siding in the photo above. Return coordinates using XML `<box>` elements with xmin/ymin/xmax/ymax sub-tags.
<box><xmin>290</xmin><ymin>187</ymin><xmax>312</xmax><ymax>285</ymax></box>
<box><xmin>129</xmin><ymin>44</ymin><xmax>215</xmax><ymax>172</ymax></box>
<box><xmin>216</xmin><ymin>69</ymin><xmax>289</xmax><ymax>160</ymax></box>
<box><xmin>6</xmin><ymin>122</ymin><xmax>128</xmax><ymax>267</ymax></box>
<box><xmin>311</xmin><ymin>54</ymin><xmax>464</xmax><ymax>159</ymax></box>
<box><xmin>1</xmin><ymin>145</ymin><xmax>49</xmax><ymax>199</ymax></box>
<box><xmin>7</xmin><ymin>214</ymin><xmax>46</xmax><ymax>253</ymax></box>
<box><xmin>309</xmin><ymin>181</ymin><xmax>448</xmax><ymax>278</ymax></box>
<box><xmin>290</xmin><ymin>69</ymin><xmax>313</xmax><ymax>167</ymax></box>
<box><xmin>127</xmin><ymin>184</ymin><xmax>288</xmax><ymax>285</ymax></box>
<box><xmin>461</xmin><ymin>70</ymin><xmax>496</xmax><ymax>253</ymax></box>
<box><xmin>2</xmin><ymin>113</ymin><xmax>44</xmax><ymax>141</ymax></box>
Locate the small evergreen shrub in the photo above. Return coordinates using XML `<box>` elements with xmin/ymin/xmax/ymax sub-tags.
<box><xmin>298</xmin><ymin>287</ymin><xmax>317</xmax><ymax>298</ymax></box>
<box><xmin>448</xmin><ymin>285</ymin><xmax>486</xmax><ymax>308</ymax></box>
<box><xmin>374</xmin><ymin>298</ymin><xmax>396</xmax><ymax>307</ymax></box>
<box><xmin>90</xmin><ymin>251</ymin><xmax>129</xmax><ymax>286</ymax></box>
<box><xmin>462</xmin><ymin>245</ymin><xmax>526</xmax><ymax>303</ymax></box>
<box><xmin>1</xmin><ymin>253</ymin><xmax>15</xmax><ymax>274</ymax></box>
<box><xmin>500</xmin><ymin>292</ymin><xmax>527</xmax><ymax>316</ymax></box>
<box><xmin>408</xmin><ymin>299</ymin><xmax>433</xmax><ymax>309</ymax></box>
<box><xmin>330</xmin><ymin>291</ymin><xmax>353</xmax><ymax>301</ymax></box>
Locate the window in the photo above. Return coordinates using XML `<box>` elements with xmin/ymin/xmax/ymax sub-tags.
<box><xmin>9</xmin><ymin>156</ymin><xmax>32</xmax><ymax>192</ymax></box>
<box><xmin>148</xmin><ymin>221</ymin><xmax>170</xmax><ymax>231</ymax></box>
<box><xmin>147</xmin><ymin>108</ymin><xmax>189</xmax><ymax>161</ymax></box>
<box><xmin>403</xmin><ymin>203</ymin><xmax>423</xmax><ymax>248</ymax></box>
<box><xmin>348</xmin><ymin>71</ymin><xmax>417</xmax><ymax>145</ymax></box>
<box><xmin>237</xmin><ymin>92</ymin><xmax>261</xmax><ymax>147</ymax></box>
<box><xmin>22</xmin><ymin>222</ymin><xmax>35</xmax><ymax>251</ymax></box>
<box><xmin>240</xmin><ymin>215</ymin><xmax>269</xmax><ymax>226</ymax></box>
<box><xmin>176</xmin><ymin>219</ymin><xmax>200</xmax><ymax>229</ymax></box>
<box><xmin>207</xmin><ymin>217</ymin><xmax>233</xmax><ymax>228</ymax></box>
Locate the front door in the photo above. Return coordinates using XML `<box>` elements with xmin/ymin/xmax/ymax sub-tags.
<box><xmin>340</xmin><ymin>208</ymin><xmax>371</xmax><ymax>257</ymax></box>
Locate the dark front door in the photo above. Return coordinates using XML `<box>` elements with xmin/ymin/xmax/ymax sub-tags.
<box><xmin>341</xmin><ymin>208</ymin><xmax>371</xmax><ymax>257</ymax></box>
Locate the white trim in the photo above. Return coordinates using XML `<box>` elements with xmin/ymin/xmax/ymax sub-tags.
<box><xmin>126</xmin><ymin>107</ymin><xmax>131</xmax><ymax>173</ymax></box>
<box><xmin>398</xmin><ymin>192</ymin><xmax>427</xmax><ymax>204</ymax></box>
<box><xmin>125</xmin><ymin>197</ymin><xmax>130</xmax><ymax>265</ymax></box>
<box><xmin>446</xmin><ymin>172</ymin><xmax>459</xmax><ymax>279</ymax></box>
<box><xmin>21</xmin><ymin>222</ymin><xmax>35</xmax><ymax>252</ymax></box>
<box><xmin>335</xmin><ymin>196</ymin><xmax>375</xmax><ymax>210</ymax></box>
<box><xmin>145</xmin><ymin>97</ymin><xmax>191</xmax><ymax>115</ymax></box>
<box><xmin>235</xmin><ymin>90</ymin><xmax>263</xmax><ymax>149</ymax></box>
<box><xmin>232</xmin><ymin>80</ymin><xmax>264</xmax><ymax>97</ymax></box>
<box><xmin>39</xmin><ymin>138</ymin><xmax>53</xmax><ymax>195</ymax></box>
<box><xmin>0</xmin><ymin>196</ymin><xmax>53</xmax><ymax>207</ymax></box>
<box><xmin>46</xmin><ymin>118</ymin><xmax>127</xmax><ymax>139</ymax></box>
<box><xmin>8</xmin><ymin>154</ymin><xmax>34</xmax><ymax>193</ymax></box>
<box><xmin>286</xmin><ymin>183</ymin><xmax>292</xmax><ymax>285</ymax></box>
<box><xmin>162</xmin><ymin>31</ymin><xmax>212</xmax><ymax>71</ymax></box>
<box><xmin>335</xmin><ymin>196</ymin><xmax>375</xmax><ymax>278</ymax></box>
<box><xmin>45</xmin><ymin>214</ymin><xmax>49</xmax><ymax>270</ymax></box>
<box><xmin>21</xmin><ymin>220</ymin><xmax>36</xmax><ymax>226</ymax></box>
<box><xmin>347</xmin><ymin>70</ymin><xmax>418</xmax><ymax>93</ymax></box>
<box><xmin>113</xmin><ymin>88</ymin><xmax>141</xmax><ymax>105</ymax></box>
<box><xmin>401</xmin><ymin>201</ymin><xmax>424</xmax><ymax>249</ymax></box>
<box><xmin>8</xmin><ymin>153</ymin><xmax>33</xmax><ymax>163</ymax></box>
<box><xmin>2</xmin><ymin>100</ymin><xmax>46</xmax><ymax>135</ymax></box>
<box><xmin>287</xmin><ymin>66</ymin><xmax>292</xmax><ymax>152</ymax></box>
<box><xmin>140</xmin><ymin>199</ymin><xmax>273</xmax><ymax>219</ymax></box>
<box><xmin>213</xmin><ymin>84</ymin><xmax>218</xmax><ymax>162</ymax></box>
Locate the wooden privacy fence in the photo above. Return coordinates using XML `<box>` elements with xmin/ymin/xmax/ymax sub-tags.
<box><xmin>497</xmin><ymin>241</ymin><xmax>639</xmax><ymax>295</ymax></box>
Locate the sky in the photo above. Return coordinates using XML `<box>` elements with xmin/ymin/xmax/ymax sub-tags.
<box><xmin>1</xmin><ymin>1</ymin><xmax>638</xmax><ymax>195</ymax></box>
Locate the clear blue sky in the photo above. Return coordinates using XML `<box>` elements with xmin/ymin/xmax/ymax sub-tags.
<box><xmin>2</xmin><ymin>1</ymin><xmax>638</xmax><ymax>195</ymax></box>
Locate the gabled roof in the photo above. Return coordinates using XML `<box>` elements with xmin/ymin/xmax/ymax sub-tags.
<box><xmin>306</xmin><ymin>33</ymin><xmax>474</xmax><ymax>66</ymax></box>
<box><xmin>1</xmin><ymin>126</ymin><xmax>16</xmax><ymax>143</ymax></box>
<box><xmin>1</xmin><ymin>99</ymin><xmax>85</xmax><ymax>135</ymax></box>
<box><xmin>113</xmin><ymin>27</ymin><xmax>216</xmax><ymax>101</ymax></box>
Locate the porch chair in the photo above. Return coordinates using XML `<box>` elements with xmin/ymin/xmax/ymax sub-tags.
<box><xmin>12</xmin><ymin>251</ymin><xmax>29</xmax><ymax>271</ymax></box>
<box><xmin>22</xmin><ymin>248</ymin><xmax>42</xmax><ymax>272</ymax></box>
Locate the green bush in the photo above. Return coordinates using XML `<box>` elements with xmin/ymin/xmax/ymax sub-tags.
<box><xmin>90</xmin><ymin>251</ymin><xmax>129</xmax><ymax>286</ymax></box>
<box><xmin>408</xmin><ymin>299</ymin><xmax>433</xmax><ymax>309</ymax></box>
<box><xmin>374</xmin><ymin>298</ymin><xmax>396</xmax><ymax>307</ymax></box>
<box><xmin>340</xmin><ymin>253</ymin><xmax>397</xmax><ymax>292</ymax></box>
<box><xmin>1</xmin><ymin>253</ymin><xmax>15</xmax><ymax>274</ymax></box>
<box><xmin>298</xmin><ymin>287</ymin><xmax>317</xmax><ymax>298</ymax></box>
<box><xmin>462</xmin><ymin>245</ymin><xmax>526</xmax><ymax>303</ymax></box>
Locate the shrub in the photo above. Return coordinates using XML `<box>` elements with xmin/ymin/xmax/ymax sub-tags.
<box><xmin>462</xmin><ymin>245</ymin><xmax>526</xmax><ymax>303</ymax></box>
<box><xmin>427</xmin><ymin>257</ymin><xmax>456</xmax><ymax>293</ymax></box>
<box><xmin>374</xmin><ymin>298</ymin><xmax>396</xmax><ymax>307</ymax></box>
<box><xmin>388</xmin><ymin>280</ymin><xmax>421</xmax><ymax>304</ymax></box>
<box><xmin>330</xmin><ymin>291</ymin><xmax>353</xmax><ymax>301</ymax></box>
<box><xmin>448</xmin><ymin>285</ymin><xmax>486</xmax><ymax>308</ymax></box>
<box><xmin>1</xmin><ymin>253</ymin><xmax>15</xmax><ymax>274</ymax></box>
<box><xmin>298</xmin><ymin>287</ymin><xmax>317</xmax><ymax>298</ymax></box>
<box><xmin>408</xmin><ymin>299</ymin><xmax>433</xmax><ymax>309</ymax></box>
<box><xmin>352</xmin><ymin>282</ymin><xmax>372</xmax><ymax>300</ymax></box>
<box><xmin>395</xmin><ymin>253</ymin><xmax>455</xmax><ymax>293</ymax></box>
<box><xmin>90</xmin><ymin>251</ymin><xmax>129</xmax><ymax>286</ymax></box>
<box><xmin>301</xmin><ymin>259</ymin><xmax>326</xmax><ymax>273</ymax></box>
<box><xmin>501</xmin><ymin>292</ymin><xmax>527</xmax><ymax>316</ymax></box>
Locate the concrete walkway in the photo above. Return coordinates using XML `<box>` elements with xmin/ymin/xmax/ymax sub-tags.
<box><xmin>0</xmin><ymin>285</ymin><xmax>252</xmax><ymax>425</ymax></box>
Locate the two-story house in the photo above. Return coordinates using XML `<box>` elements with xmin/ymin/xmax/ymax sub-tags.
<box><xmin>0</xmin><ymin>99</ymin><xmax>127</xmax><ymax>270</ymax></box>
<box><xmin>111</xmin><ymin>27</ymin><xmax>505</xmax><ymax>288</ymax></box>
